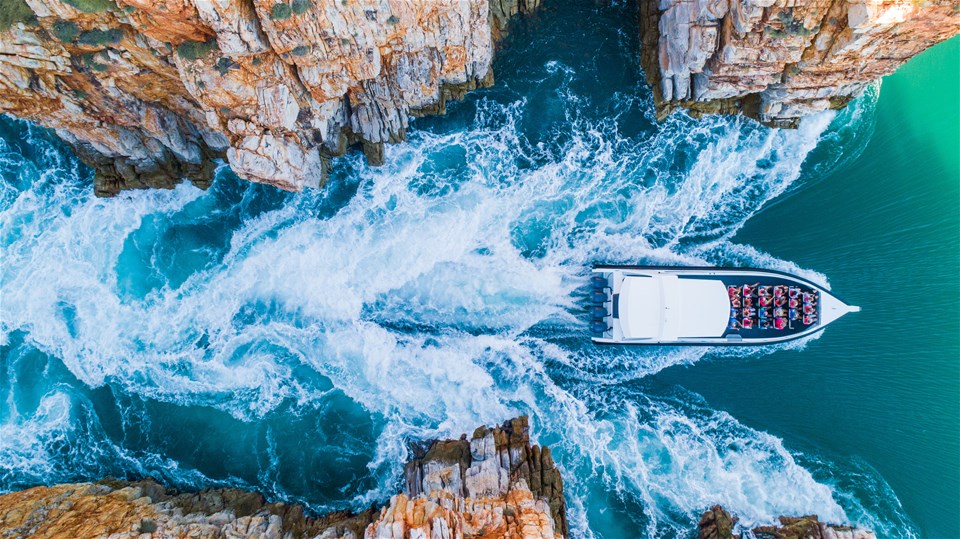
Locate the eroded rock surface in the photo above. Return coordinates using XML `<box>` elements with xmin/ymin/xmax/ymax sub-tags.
<box><xmin>640</xmin><ymin>0</ymin><xmax>960</xmax><ymax>126</ymax></box>
<box><xmin>698</xmin><ymin>505</ymin><xmax>878</xmax><ymax>539</ymax></box>
<box><xmin>401</xmin><ymin>416</ymin><xmax>568</xmax><ymax>539</ymax></box>
<box><xmin>0</xmin><ymin>0</ymin><xmax>537</xmax><ymax>194</ymax></box>
<box><xmin>0</xmin><ymin>416</ymin><xmax>565</xmax><ymax>539</ymax></box>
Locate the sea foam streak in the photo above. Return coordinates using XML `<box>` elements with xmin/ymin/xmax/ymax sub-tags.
<box><xmin>0</xmin><ymin>75</ymin><xmax>914</xmax><ymax>539</ymax></box>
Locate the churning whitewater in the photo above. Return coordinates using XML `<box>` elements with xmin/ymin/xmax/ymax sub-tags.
<box><xmin>0</xmin><ymin>2</ymin><xmax>918</xmax><ymax>536</ymax></box>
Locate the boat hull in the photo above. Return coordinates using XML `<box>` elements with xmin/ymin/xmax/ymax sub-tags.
<box><xmin>589</xmin><ymin>266</ymin><xmax>859</xmax><ymax>346</ymax></box>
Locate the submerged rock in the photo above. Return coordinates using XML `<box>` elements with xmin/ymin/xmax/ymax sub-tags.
<box><xmin>0</xmin><ymin>0</ymin><xmax>538</xmax><ymax>195</ymax></box>
<box><xmin>0</xmin><ymin>416</ymin><xmax>565</xmax><ymax>539</ymax></box>
<box><xmin>698</xmin><ymin>505</ymin><xmax>878</xmax><ymax>539</ymax></box>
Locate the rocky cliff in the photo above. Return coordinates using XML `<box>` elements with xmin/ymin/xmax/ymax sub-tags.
<box><xmin>698</xmin><ymin>505</ymin><xmax>877</xmax><ymax>539</ymax></box>
<box><xmin>0</xmin><ymin>0</ymin><xmax>537</xmax><ymax>195</ymax></box>
<box><xmin>640</xmin><ymin>0</ymin><xmax>960</xmax><ymax>126</ymax></box>
<box><xmin>3</xmin><ymin>0</ymin><xmax>956</xmax><ymax>196</ymax></box>
<box><xmin>0</xmin><ymin>416</ymin><xmax>566</xmax><ymax>539</ymax></box>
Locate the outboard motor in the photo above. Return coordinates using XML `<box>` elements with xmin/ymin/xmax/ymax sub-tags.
<box><xmin>590</xmin><ymin>291</ymin><xmax>607</xmax><ymax>304</ymax></box>
<box><xmin>590</xmin><ymin>306</ymin><xmax>607</xmax><ymax>319</ymax></box>
<box><xmin>591</xmin><ymin>321</ymin><xmax>609</xmax><ymax>334</ymax></box>
<box><xmin>591</xmin><ymin>275</ymin><xmax>608</xmax><ymax>289</ymax></box>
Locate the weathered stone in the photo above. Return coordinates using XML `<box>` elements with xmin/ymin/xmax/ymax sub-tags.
<box><xmin>0</xmin><ymin>0</ymin><xmax>538</xmax><ymax>194</ymax></box>
<box><xmin>699</xmin><ymin>505</ymin><xmax>741</xmax><ymax>539</ymax></box>
<box><xmin>640</xmin><ymin>0</ymin><xmax>960</xmax><ymax>126</ymax></box>
<box><xmin>698</xmin><ymin>505</ymin><xmax>878</xmax><ymax>539</ymax></box>
<box><xmin>403</xmin><ymin>416</ymin><xmax>568</xmax><ymax>538</ymax></box>
<box><xmin>0</xmin><ymin>417</ymin><xmax>566</xmax><ymax>539</ymax></box>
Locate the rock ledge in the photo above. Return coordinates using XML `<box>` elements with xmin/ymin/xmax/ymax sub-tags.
<box><xmin>699</xmin><ymin>505</ymin><xmax>877</xmax><ymax>539</ymax></box>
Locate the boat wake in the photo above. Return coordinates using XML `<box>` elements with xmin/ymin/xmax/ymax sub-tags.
<box><xmin>0</xmin><ymin>17</ymin><xmax>913</xmax><ymax>539</ymax></box>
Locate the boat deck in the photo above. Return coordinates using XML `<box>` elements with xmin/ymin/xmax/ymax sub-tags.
<box><xmin>711</xmin><ymin>275</ymin><xmax>820</xmax><ymax>340</ymax></box>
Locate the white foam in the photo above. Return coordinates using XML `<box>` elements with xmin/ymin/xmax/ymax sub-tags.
<box><xmin>0</xmin><ymin>391</ymin><xmax>75</xmax><ymax>486</ymax></box>
<box><xmin>0</xmin><ymin>82</ymin><xmax>907</xmax><ymax>536</ymax></box>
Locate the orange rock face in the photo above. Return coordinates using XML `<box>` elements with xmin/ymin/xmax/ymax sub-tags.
<box><xmin>640</xmin><ymin>0</ymin><xmax>960</xmax><ymax>126</ymax></box>
<box><xmin>377</xmin><ymin>416</ymin><xmax>566</xmax><ymax>539</ymax></box>
<box><xmin>0</xmin><ymin>483</ymin><xmax>160</xmax><ymax>538</ymax></box>
<box><xmin>0</xmin><ymin>417</ymin><xmax>566</xmax><ymax>539</ymax></box>
<box><xmin>0</xmin><ymin>0</ymin><xmax>536</xmax><ymax>194</ymax></box>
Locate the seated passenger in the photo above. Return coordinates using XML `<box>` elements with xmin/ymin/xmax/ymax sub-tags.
<box><xmin>759</xmin><ymin>307</ymin><xmax>771</xmax><ymax>319</ymax></box>
<box><xmin>803</xmin><ymin>314</ymin><xmax>816</xmax><ymax>325</ymax></box>
<box><xmin>759</xmin><ymin>319</ymin><xmax>772</xmax><ymax>329</ymax></box>
<box><xmin>743</xmin><ymin>282</ymin><xmax>760</xmax><ymax>297</ymax></box>
<box><xmin>731</xmin><ymin>298</ymin><xmax>741</xmax><ymax>307</ymax></box>
<box><xmin>789</xmin><ymin>308</ymin><xmax>799</xmax><ymax>320</ymax></box>
<box><xmin>803</xmin><ymin>292</ymin><xmax>815</xmax><ymax>304</ymax></box>
<box><xmin>774</xmin><ymin>307</ymin><xmax>787</xmax><ymax>318</ymax></box>
<box><xmin>742</xmin><ymin>317</ymin><xmax>754</xmax><ymax>329</ymax></box>
<box><xmin>788</xmin><ymin>287</ymin><xmax>800</xmax><ymax>299</ymax></box>
<box><xmin>803</xmin><ymin>304</ymin><xmax>815</xmax><ymax>314</ymax></box>
<box><xmin>774</xmin><ymin>317</ymin><xmax>787</xmax><ymax>330</ymax></box>
<box><xmin>729</xmin><ymin>286</ymin><xmax>740</xmax><ymax>297</ymax></box>
<box><xmin>759</xmin><ymin>286</ymin><xmax>773</xmax><ymax>297</ymax></box>
<box><xmin>743</xmin><ymin>307</ymin><xmax>756</xmax><ymax>318</ymax></box>
<box><xmin>744</xmin><ymin>297</ymin><xmax>754</xmax><ymax>307</ymax></box>
<box><xmin>774</xmin><ymin>285</ymin><xmax>785</xmax><ymax>298</ymax></box>
<box><xmin>729</xmin><ymin>318</ymin><xmax>740</xmax><ymax>330</ymax></box>
<box><xmin>759</xmin><ymin>296</ymin><xmax>773</xmax><ymax>307</ymax></box>
<box><xmin>788</xmin><ymin>298</ymin><xmax>799</xmax><ymax>309</ymax></box>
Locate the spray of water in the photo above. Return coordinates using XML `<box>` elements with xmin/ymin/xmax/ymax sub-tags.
<box><xmin>0</xmin><ymin>60</ymin><xmax>913</xmax><ymax>539</ymax></box>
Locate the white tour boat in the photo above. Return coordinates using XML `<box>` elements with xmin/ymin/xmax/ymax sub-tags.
<box><xmin>589</xmin><ymin>266</ymin><xmax>859</xmax><ymax>345</ymax></box>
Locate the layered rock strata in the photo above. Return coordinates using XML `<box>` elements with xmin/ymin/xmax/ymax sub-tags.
<box><xmin>640</xmin><ymin>0</ymin><xmax>960</xmax><ymax>126</ymax></box>
<box><xmin>698</xmin><ymin>505</ymin><xmax>878</xmax><ymax>539</ymax></box>
<box><xmin>0</xmin><ymin>416</ymin><xmax>566</xmax><ymax>539</ymax></box>
<box><xmin>0</xmin><ymin>0</ymin><xmax>537</xmax><ymax>195</ymax></box>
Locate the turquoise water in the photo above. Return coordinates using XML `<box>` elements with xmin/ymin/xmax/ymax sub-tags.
<box><xmin>1</xmin><ymin>1</ymin><xmax>957</xmax><ymax>537</ymax></box>
<box><xmin>661</xmin><ymin>37</ymin><xmax>960</xmax><ymax>537</ymax></box>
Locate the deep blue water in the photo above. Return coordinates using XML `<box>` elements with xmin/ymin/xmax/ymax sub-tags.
<box><xmin>1</xmin><ymin>1</ymin><xmax>957</xmax><ymax>537</ymax></box>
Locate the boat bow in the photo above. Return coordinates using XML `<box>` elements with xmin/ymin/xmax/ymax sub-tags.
<box><xmin>818</xmin><ymin>290</ymin><xmax>861</xmax><ymax>326</ymax></box>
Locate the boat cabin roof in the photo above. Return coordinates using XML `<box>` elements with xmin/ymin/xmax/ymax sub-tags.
<box><xmin>620</xmin><ymin>275</ymin><xmax>730</xmax><ymax>340</ymax></box>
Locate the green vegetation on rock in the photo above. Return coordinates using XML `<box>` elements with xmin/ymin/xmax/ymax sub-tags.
<box><xmin>79</xmin><ymin>52</ymin><xmax>109</xmax><ymax>72</ymax></box>
<box><xmin>176</xmin><ymin>38</ymin><xmax>219</xmax><ymax>61</ymax></box>
<box><xmin>62</xmin><ymin>0</ymin><xmax>117</xmax><ymax>13</ymax></box>
<box><xmin>214</xmin><ymin>57</ymin><xmax>237</xmax><ymax>75</ymax></box>
<box><xmin>291</xmin><ymin>0</ymin><xmax>311</xmax><ymax>15</ymax></box>
<box><xmin>51</xmin><ymin>20</ymin><xmax>81</xmax><ymax>42</ymax></box>
<box><xmin>291</xmin><ymin>45</ymin><xmax>311</xmax><ymax>56</ymax></box>
<box><xmin>270</xmin><ymin>3</ymin><xmax>292</xmax><ymax>20</ymax></box>
<box><xmin>0</xmin><ymin>0</ymin><xmax>36</xmax><ymax>32</ymax></box>
<box><xmin>77</xmin><ymin>28</ymin><xmax>123</xmax><ymax>46</ymax></box>
<box><xmin>271</xmin><ymin>0</ymin><xmax>310</xmax><ymax>19</ymax></box>
<box><xmin>763</xmin><ymin>10</ymin><xmax>820</xmax><ymax>39</ymax></box>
